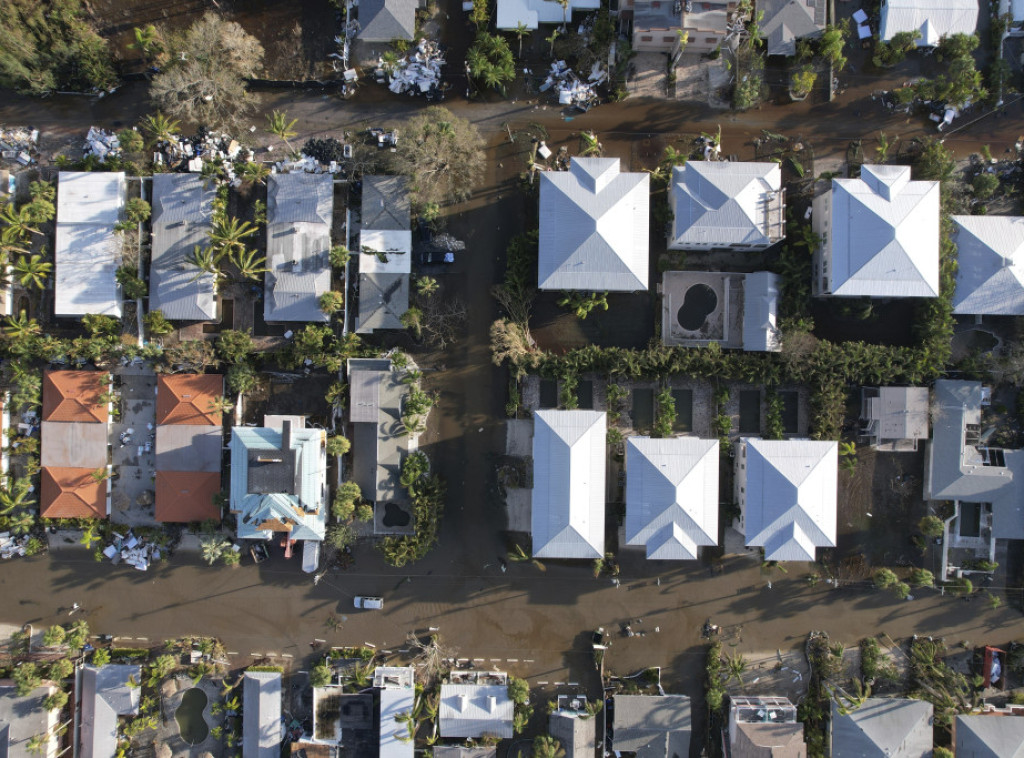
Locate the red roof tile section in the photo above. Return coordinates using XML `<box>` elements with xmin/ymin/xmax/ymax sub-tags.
<box><xmin>156</xmin><ymin>375</ymin><xmax>224</xmax><ymax>426</ymax></box>
<box><xmin>154</xmin><ymin>471</ymin><xmax>221</xmax><ymax>523</ymax></box>
<box><xmin>40</xmin><ymin>467</ymin><xmax>106</xmax><ymax>518</ymax></box>
<box><xmin>42</xmin><ymin>371</ymin><xmax>109</xmax><ymax>423</ymax></box>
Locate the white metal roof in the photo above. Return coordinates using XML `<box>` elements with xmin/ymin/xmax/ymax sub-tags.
<box><xmin>670</xmin><ymin>162</ymin><xmax>782</xmax><ymax>249</ymax></box>
<box><xmin>741</xmin><ymin>272</ymin><xmax>782</xmax><ymax>352</ymax></box>
<box><xmin>531</xmin><ymin>410</ymin><xmax>606</xmax><ymax>559</ymax></box>
<box><xmin>55</xmin><ymin>172</ymin><xmax>125</xmax><ymax>317</ymax></box>
<box><xmin>741</xmin><ymin>438</ymin><xmax>837</xmax><ymax>561</ymax></box>
<box><xmin>625</xmin><ymin>437</ymin><xmax>719</xmax><ymax>560</ymax></box>
<box><xmin>439</xmin><ymin>684</ymin><xmax>514</xmax><ymax>739</ymax></box>
<box><xmin>360</xmin><ymin>230</ymin><xmax>412</xmax><ymax>274</ymax></box>
<box><xmin>824</xmin><ymin>165</ymin><xmax>940</xmax><ymax>298</ymax></box>
<box><xmin>952</xmin><ymin>215</ymin><xmax>1024</xmax><ymax>315</ymax></box>
<box><xmin>831</xmin><ymin>698</ymin><xmax>933</xmax><ymax>758</ymax></box>
<box><xmin>880</xmin><ymin>0</ymin><xmax>979</xmax><ymax>46</ymax></box>
<box><xmin>243</xmin><ymin>671</ymin><xmax>282</xmax><ymax>758</ymax></box>
<box><xmin>496</xmin><ymin>0</ymin><xmax>600</xmax><ymax>29</ymax></box>
<box><xmin>539</xmin><ymin>158</ymin><xmax>649</xmax><ymax>292</ymax></box>
<box><xmin>379</xmin><ymin>688</ymin><xmax>415</xmax><ymax>758</ymax></box>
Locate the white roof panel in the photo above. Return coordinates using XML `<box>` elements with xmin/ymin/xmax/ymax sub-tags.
<box><xmin>380</xmin><ymin>688</ymin><xmax>415</xmax><ymax>758</ymax></box>
<box><xmin>880</xmin><ymin>0</ymin><xmax>978</xmax><ymax>45</ymax></box>
<box><xmin>439</xmin><ymin>684</ymin><xmax>515</xmax><ymax>739</ymax></box>
<box><xmin>952</xmin><ymin>215</ymin><xmax>1024</xmax><ymax>315</ymax></box>
<box><xmin>360</xmin><ymin>230</ymin><xmax>413</xmax><ymax>273</ymax></box>
<box><xmin>496</xmin><ymin>0</ymin><xmax>599</xmax><ymax>28</ymax></box>
<box><xmin>670</xmin><ymin>162</ymin><xmax>782</xmax><ymax>249</ymax></box>
<box><xmin>57</xmin><ymin>172</ymin><xmax>125</xmax><ymax>225</ymax></box>
<box><xmin>539</xmin><ymin>158</ymin><xmax>649</xmax><ymax>292</ymax></box>
<box><xmin>825</xmin><ymin>165</ymin><xmax>939</xmax><ymax>298</ymax></box>
<box><xmin>625</xmin><ymin>437</ymin><xmax>718</xmax><ymax>560</ymax></box>
<box><xmin>531</xmin><ymin>410</ymin><xmax>606</xmax><ymax>559</ymax></box>
<box><xmin>742</xmin><ymin>272</ymin><xmax>782</xmax><ymax>352</ymax></box>
<box><xmin>742</xmin><ymin>438</ymin><xmax>837</xmax><ymax>561</ymax></box>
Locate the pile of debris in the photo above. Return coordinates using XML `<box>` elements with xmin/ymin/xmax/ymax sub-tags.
<box><xmin>153</xmin><ymin>128</ymin><xmax>249</xmax><ymax>172</ymax></box>
<box><xmin>101</xmin><ymin>531</ymin><xmax>162</xmax><ymax>571</ymax></box>
<box><xmin>0</xmin><ymin>531</ymin><xmax>32</xmax><ymax>559</ymax></box>
<box><xmin>540</xmin><ymin>61</ymin><xmax>603</xmax><ymax>111</ymax></box>
<box><xmin>0</xmin><ymin>126</ymin><xmax>39</xmax><ymax>166</ymax></box>
<box><xmin>379</xmin><ymin>39</ymin><xmax>446</xmax><ymax>99</ymax></box>
<box><xmin>84</xmin><ymin>126</ymin><xmax>122</xmax><ymax>160</ymax></box>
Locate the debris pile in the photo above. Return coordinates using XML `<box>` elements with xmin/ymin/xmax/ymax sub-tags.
<box><xmin>379</xmin><ymin>39</ymin><xmax>446</xmax><ymax>99</ymax></box>
<box><xmin>540</xmin><ymin>61</ymin><xmax>602</xmax><ymax>111</ymax></box>
<box><xmin>84</xmin><ymin>126</ymin><xmax>122</xmax><ymax>160</ymax></box>
<box><xmin>303</xmin><ymin>137</ymin><xmax>347</xmax><ymax>164</ymax></box>
<box><xmin>152</xmin><ymin>128</ymin><xmax>248</xmax><ymax>172</ymax></box>
<box><xmin>0</xmin><ymin>532</ymin><xmax>32</xmax><ymax>559</ymax></box>
<box><xmin>0</xmin><ymin>127</ymin><xmax>39</xmax><ymax>166</ymax></box>
<box><xmin>102</xmin><ymin>531</ymin><xmax>161</xmax><ymax>571</ymax></box>
<box><xmin>431</xmin><ymin>233</ymin><xmax>466</xmax><ymax>252</ymax></box>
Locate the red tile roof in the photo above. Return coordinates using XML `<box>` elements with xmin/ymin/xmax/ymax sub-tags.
<box><xmin>42</xmin><ymin>371</ymin><xmax>109</xmax><ymax>423</ymax></box>
<box><xmin>154</xmin><ymin>470</ymin><xmax>221</xmax><ymax>523</ymax></box>
<box><xmin>40</xmin><ymin>467</ymin><xmax>106</xmax><ymax>519</ymax></box>
<box><xmin>156</xmin><ymin>374</ymin><xmax>224</xmax><ymax>426</ymax></box>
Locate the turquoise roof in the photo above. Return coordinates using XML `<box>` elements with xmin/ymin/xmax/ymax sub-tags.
<box><xmin>230</xmin><ymin>426</ymin><xmax>327</xmax><ymax>541</ymax></box>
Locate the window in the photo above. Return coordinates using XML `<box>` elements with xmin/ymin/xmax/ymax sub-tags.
<box><xmin>641</xmin><ymin>34</ymin><xmax>653</xmax><ymax>41</ymax></box>
<box><xmin>663</xmin><ymin>35</ymin><xmax>676</xmax><ymax>42</ymax></box>
<box><xmin>706</xmin><ymin>37</ymin><xmax>719</xmax><ymax>44</ymax></box>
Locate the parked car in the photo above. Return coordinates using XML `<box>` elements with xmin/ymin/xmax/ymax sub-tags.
<box><xmin>354</xmin><ymin>596</ymin><xmax>384</xmax><ymax>610</ymax></box>
<box><xmin>416</xmin><ymin>250</ymin><xmax>455</xmax><ymax>265</ymax></box>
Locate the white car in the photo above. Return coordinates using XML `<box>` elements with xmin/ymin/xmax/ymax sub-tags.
<box><xmin>354</xmin><ymin>596</ymin><xmax>383</xmax><ymax>610</ymax></box>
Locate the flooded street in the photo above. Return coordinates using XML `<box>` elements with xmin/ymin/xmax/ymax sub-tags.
<box><xmin>2</xmin><ymin>45</ymin><xmax>1024</xmax><ymax>718</ymax></box>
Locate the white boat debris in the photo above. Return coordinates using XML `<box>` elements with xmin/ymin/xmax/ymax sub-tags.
<box><xmin>378</xmin><ymin>39</ymin><xmax>446</xmax><ymax>99</ymax></box>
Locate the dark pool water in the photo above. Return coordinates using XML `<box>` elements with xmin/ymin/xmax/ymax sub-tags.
<box><xmin>676</xmin><ymin>284</ymin><xmax>718</xmax><ymax>331</ymax></box>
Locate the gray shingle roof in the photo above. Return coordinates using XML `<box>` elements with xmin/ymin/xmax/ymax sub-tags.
<box><xmin>925</xmin><ymin>380</ymin><xmax>1024</xmax><ymax>538</ymax></box>
<box><xmin>356</xmin><ymin>272</ymin><xmax>409</xmax><ymax>333</ymax></box>
<box><xmin>362</xmin><ymin>176</ymin><xmax>411</xmax><ymax>231</ymax></box>
<box><xmin>151</xmin><ymin>173</ymin><xmax>218</xmax><ymax>321</ymax></box>
<box><xmin>0</xmin><ymin>685</ymin><xmax>56</xmax><ymax>758</ymax></box>
<box><xmin>358</xmin><ymin>0</ymin><xmax>418</xmax><ymax>40</ymax></box>
<box><xmin>670</xmin><ymin>162</ymin><xmax>783</xmax><ymax>250</ymax></box>
<box><xmin>818</xmin><ymin>165</ymin><xmax>940</xmax><ymax>298</ymax></box>
<box><xmin>439</xmin><ymin>684</ymin><xmax>514</xmax><ymax>739</ymax></box>
<box><xmin>830</xmin><ymin>698</ymin><xmax>933</xmax><ymax>758</ymax></box>
<box><xmin>760</xmin><ymin>0</ymin><xmax>826</xmax><ymax>56</ymax></box>
<box><xmin>531</xmin><ymin>410</ymin><xmax>606</xmax><ymax>559</ymax></box>
<box><xmin>742</xmin><ymin>272</ymin><xmax>782</xmax><ymax>352</ymax></box>
<box><xmin>956</xmin><ymin>714</ymin><xmax>1024</xmax><ymax>758</ymax></box>
<box><xmin>549</xmin><ymin>710</ymin><xmax>598</xmax><ymax>757</ymax></box>
<box><xmin>952</xmin><ymin>215</ymin><xmax>1024</xmax><ymax>315</ymax></box>
<box><xmin>243</xmin><ymin>671</ymin><xmax>282</xmax><ymax>758</ymax></box>
<box><xmin>625</xmin><ymin>437</ymin><xmax>719</xmax><ymax>560</ymax></box>
<box><xmin>739</xmin><ymin>439</ymin><xmax>837</xmax><ymax>561</ymax></box>
<box><xmin>79</xmin><ymin>665</ymin><xmax>141</xmax><ymax>758</ymax></box>
<box><xmin>265</xmin><ymin>173</ymin><xmax>333</xmax><ymax>323</ymax></box>
<box><xmin>613</xmin><ymin>694</ymin><xmax>691</xmax><ymax>758</ymax></box>
<box><xmin>539</xmin><ymin>158</ymin><xmax>649</xmax><ymax>292</ymax></box>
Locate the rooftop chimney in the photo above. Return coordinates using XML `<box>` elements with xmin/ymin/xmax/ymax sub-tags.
<box><xmin>458</xmin><ymin>694</ymin><xmax>469</xmax><ymax>712</ymax></box>
<box><xmin>488</xmin><ymin>696</ymin><xmax>497</xmax><ymax>713</ymax></box>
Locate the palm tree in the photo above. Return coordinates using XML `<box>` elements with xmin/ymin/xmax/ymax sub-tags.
<box><xmin>266</xmin><ymin>110</ymin><xmax>299</xmax><ymax>154</ymax></box>
<box><xmin>395</xmin><ymin>710</ymin><xmax>416</xmax><ymax>741</ymax></box>
<box><xmin>6</xmin><ymin>510</ymin><xmax>34</xmax><ymax>536</ymax></box>
<box><xmin>186</xmin><ymin>245</ymin><xmax>224</xmax><ymax>280</ymax></box>
<box><xmin>240</xmin><ymin>161</ymin><xmax>271</xmax><ymax>185</ymax></box>
<box><xmin>200</xmin><ymin>536</ymin><xmax>228</xmax><ymax>565</ymax></box>
<box><xmin>0</xmin><ymin>479</ymin><xmax>35</xmax><ymax>514</ymax></box>
<box><xmin>546</xmin><ymin>28</ymin><xmax>560</xmax><ymax>56</ymax></box>
<box><xmin>90</xmin><ymin>467</ymin><xmax>112</xmax><ymax>483</ymax></box>
<box><xmin>556</xmin><ymin>0</ymin><xmax>570</xmax><ymax>29</ymax></box>
<box><xmin>140</xmin><ymin>112</ymin><xmax>180</xmax><ymax>147</ymax></box>
<box><xmin>508</xmin><ymin>543</ymin><xmax>546</xmax><ymax>571</ymax></box>
<box><xmin>839</xmin><ymin>440</ymin><xmax>857</xmax><ymax>474</ymax></box>
<box><xmin>80</xmin><ymin>523</ymin><xmax>100</xmax><ymax>549</ymax></box>
<box><xmin>579</xmin><ymin>131</ymin><xmax>602</xmax><ymax>157</ymax></box>
<box><xmin>726</xmin><ymin>653</ymin><xmax>747</xmax><ymax>684</ymax></box>
<box><xmin>129</xmin><ymin>25</ymin><xmax>163</xmax><ymax>64</ymax></box>
<box><xmin>532</xmin><ymin>735</ymin><xmax>566</xmax><ymax>758</ymax></box>
<box><xmin>4</xmin><ymin>311</ymin><xmax>41</xmax><ymax>340</ymax></box>
<box><xmin>13</xmin><ymin>255</ymin><xmax>52</xmax><ymax>290</ymax></box>
<box><xmin>0</xmin><ymin>203</ymin><xmax>42</xmax><ymax>240</ymax></box>
<box><xmin>211</xmin><ymin>217</ymin><xmax>259</xmax><ymax>260</ymax></box>
<box><xmin>513</xmin><ymin>22</ymin><xmax>531</xmax><ymax>57</ymax></box>
<box><xmin>229</xmin><ymin>247</ymin><xmax>268</xmax><ymax>282</ymax></box>
<box><xmin>208</xmin><ymin>396</ymin><xmax>235</xmax><ymax>415</ymax></box>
